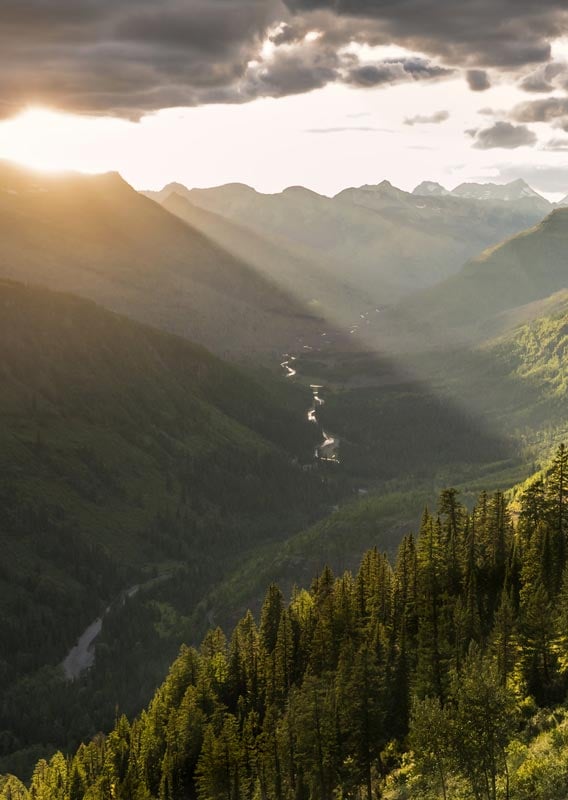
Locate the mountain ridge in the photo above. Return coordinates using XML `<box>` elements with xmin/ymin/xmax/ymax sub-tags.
<box><xmin>147</xmin><ymin>177</ymin><xmax>549</xmax><ymax>305</ymax></box>
<box><xmin>0</xmin><ymin>161</ymin><xmax>329</xmax><ymax>360</ymax></box>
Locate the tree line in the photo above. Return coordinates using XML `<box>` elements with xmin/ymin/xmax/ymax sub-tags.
<box><xmin>4</xmin><ymin>445</ymin><xmax>568</xmax><ymax>800</ymax></box>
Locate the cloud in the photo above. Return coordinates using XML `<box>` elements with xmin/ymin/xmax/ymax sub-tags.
<box><xmin>466</xmin><ymin>69</ymin><xmax>491</xmax><ymax>91</ymax></box>
<box><xmin>345</xmin><ymin>58</ymin><xmax>453</xmax><ymax>88</ymax></box>
<box><xmin>469</xmin><ymin>121</ymin><xmax>537</xmax><ymax>149</ymax></box>
<box><xmin>519</xmin><ymin>61</ymin><xmax>566</xmax><ymax>92</ymax></box>
<box><xmin>541</xmin><ymin>137</ymin><xmax>568</xmax><ymax>151</ymax></box>
<box><xmin>1</xmin><ymin>0</ymin><xmax>567</xmax><ymax>117</ymax></box>
<box><xmin>404</xmin><ymin>110</ymin><xmax>450</xmax><ymax>126</ymax></box>
<box><xmin>283</xmin><ymin>0</ymin><xmax>567</xmax><ymax>68</ymax></box>
<box><xmin>239</xmin><ymin>42</ymin><xmax>341</xmax><ymax>98</ymax></box>
<box><xmin>511</xmin><ymin>96</ymin><xmax>568</xmax><ymax>122</ymax></box>
<box><xmin>0</xmin><ymin>0</ymin><xmax>283</xmax><ymax>118</ymax></box>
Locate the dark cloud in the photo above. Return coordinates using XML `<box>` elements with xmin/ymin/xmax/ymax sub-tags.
<box><xmin>345</xmin><ymin>58</ymin><xmax>453</xmax><ymax>88</ymax></box>
<box><xmin>243</xmin><ymin>42</ymin><xmax>340</xmax><ymax>98</ymax></box>
<box><xmin>404</xmin><ymin>110</ymin><xmax>450</xmax><ymax>126</ymax></box>
<box><xmin>283</xmin><ymin>0</ymin><xmax>567</xmax><ymax>68</ymax></box>
<box><xmin>0</xmin><ymin>0</ymin><xmax>282</xmax><ymax>117</ymax></box>
<box><xmin>466</xmin><ymin>69</ymin><xmax>491</xmax><ymax>91</ymax></box>
<box><xmin>0</xmin><ymin>0</ymin><xmax>567</xmax><ymax>117</ymax></box>
<box><xmin>469</xmin><ymin>121</ymin><xmax>537</xmax><ymax>149</ymax></box>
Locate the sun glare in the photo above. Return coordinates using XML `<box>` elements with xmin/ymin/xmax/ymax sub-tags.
<box><xmin>0</xmin><ymin>106</ymin><xmax>127</xmax><ymax>175</ymax></box>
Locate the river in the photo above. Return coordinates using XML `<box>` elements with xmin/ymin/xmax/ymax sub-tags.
<box><xmin>281</xmin><ymin>355</ymin><xmax>340</xmax><ymax>463</ymax></box>
<box><xmin>62</xmin><ymin>584</ymin><xmax>141</xmax><ymax>680</ymax></box>
<box><xmin>61</xmin><ymin>575</ymin><xmax>174</xmax><ymax>681</ymax></box>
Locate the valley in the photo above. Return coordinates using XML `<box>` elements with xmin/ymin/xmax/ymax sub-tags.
<box><xmin>5</xmin><ymin>4</ymin><xmax>568</xmax><ymax>797</ymax></box>
<box><xmin>0</xmin><ymin>164</ymin><xmax>567</xmax><ymax>800</ymax></box>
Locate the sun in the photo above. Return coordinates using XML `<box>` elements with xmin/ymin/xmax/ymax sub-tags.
<box><xmin>0</xmin><ymin>105</ymin><xmax>126</xmax><ymax>174</ymax></box>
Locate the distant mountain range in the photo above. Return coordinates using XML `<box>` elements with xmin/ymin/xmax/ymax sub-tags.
<box><xmin>0</xmin><ymin>160</ymin><xmax>565</xmax><ymax>364</ymax></box>
<box><xmin>412</xmin><ymin>177</ymin><xmax>553</xmax><ymax>211</ymax></box>
<box><xmin>146</xmin><ymin>178</ymin><xmax>549</xmax><ymax>310</ymax></box>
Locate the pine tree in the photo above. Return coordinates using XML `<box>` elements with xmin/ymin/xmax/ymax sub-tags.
<box><xmin>545</xmin><ymin>443</ymin><xmax>568</xmax><ymax>590</ymax></box>
<box><xmin>490</xmin><ymin>590</ymin><xmax>518</xmax><ymax>686</ymax></box>
<box><xmin>337</xmin><ymin>640</ymin><xmax>385</xmax><ymax>800</ymax></box>
<box><xmin>415</xmin><ymin>511</ymin><xmax>446</xmax><ymax>699</ymax></box>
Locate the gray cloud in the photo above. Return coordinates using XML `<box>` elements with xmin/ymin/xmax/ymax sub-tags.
<box><xmin>466</xmin><ymin>69</ymin><xmax>491</xmax><ymax>91</ymax></box>
<box><xmin>0</xmin><ymin>0</ymin><xmax>283</xmax><ymax>117</ymax></box>
<box><xmin>511</xmin><ymin>96</ymin><xmax>568</xmax><ymax>123</ymax></box>
<box><xmin>1</xmin><ymin>0</ymin><xmax>567</xmax><ymax>117</ymax></box>
<box><xmin>519</xmin><ymin>61</ymin><xmax>567</xmax><ymax>92</ymax></box>
<box><xmin>283</xmin><ymin>0</ymin><xmax>567</xmax><ymax>68</ymax></box>
<box><xmin>241</xmin><ymin>42</ymin><xmax>340</xmax><ymax>98</ymax></box>
<box><xmin>345</xmin><ymin>58</ymin><xmax>453</xmax><ymax>88</ymax></box>
<box><xmin>404</xmin><ymin>110</ymin><xmax>450</xmax><ymax>126</ymax></box>
<box><xmin>469</xmin><ymin>121</ymin><xmax>537</xmax><ymax>149</ymax></box>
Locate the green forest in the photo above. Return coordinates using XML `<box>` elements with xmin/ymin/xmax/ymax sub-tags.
<box><xmin>4</xmin><ymin>445</ymin><xmax>567</xmax><ymax>800</ymax></box>
<box><xmin>0</xmin><ymin>280</ymin><xmax>332</xmax><ymax>774</ymax></box>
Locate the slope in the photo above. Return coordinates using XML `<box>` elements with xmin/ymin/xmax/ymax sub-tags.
<box><xmin>161</xmin><ymin>191</ymin><xmax>371</xmax><ymax>327</ymax></box>
<box><xmin>397</xmin><ymin>208</ymin><xmax>568</xmax><ymax>343</ymax></box>
<box><xmin>0</xmin><ymin>161</ymin><xmax>325</xmax><ymax>359</ymax></box>
<box><xmin>0</xmin><ymin>279</ymin><xmax>327</xmax><ymax>767</ymax></box>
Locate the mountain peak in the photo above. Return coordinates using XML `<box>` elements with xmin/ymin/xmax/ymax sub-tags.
<box><xmin>282</xmin><ymin>185</ymin><xmax>323</xmax><ymax>200</ymax></box>
<box><xmin>356</xmin><ymin>180</ymin><xmax>406</xmax><ymax>196</ymax></box>
<box><xmin>451</xmin><ymin>179</ymin><xmax>549</xmax><ymax>205</ymax></box>
<box><xmin>413</xmin><ymin>181</ymin><xmax>450</xmax><ymax>197</ymax></box>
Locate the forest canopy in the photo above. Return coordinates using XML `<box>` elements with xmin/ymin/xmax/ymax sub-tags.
<box><xmin>3</xmin><ymin>445</ymin><xmax>567</xmax><ymax>800</ymax></box>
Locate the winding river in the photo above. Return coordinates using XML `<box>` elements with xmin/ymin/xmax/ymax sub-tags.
<box><xmin>281</xmin><ymin>355</ymin><xmax>340</xmax><ymax>463</ymax></box>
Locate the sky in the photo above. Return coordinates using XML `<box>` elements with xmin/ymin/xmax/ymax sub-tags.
<box><xmin>2</xmin><ymin>1</ymin><xmax>568</xmax><ymax>198</ymax></box>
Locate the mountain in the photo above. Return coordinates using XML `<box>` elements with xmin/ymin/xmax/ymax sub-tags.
<box><xmin>0</xmin><ymin>161</ymin><xmax>327</xmax><ymax>360</ymax></box>
<box><xmin>398</xmin><ymin>207</ymin><xmax>568</xmax><ymax>342</ymax></box>
<box><xmin>0</xmin><ymin>279</ymin><xmax>327</xmax><ymax>769</ymax></box>
<box><xmin>161</xmin><ymin>191</ymin><xmax>371</xmax><ymax>328</ymax></box>
<box><xmin>412</xmin><ymin>180</ymin><xmax>450</xmax><ymax>196</ymax></box>
<box><xmin>148</xmin><ymin>179</ymin><xmax>549</xmax><ymax>305</ymax></box>
<box><xmin>450</xmin><ymin>178</ymin><xmax>551</xmax><ymax>211</ymax></box>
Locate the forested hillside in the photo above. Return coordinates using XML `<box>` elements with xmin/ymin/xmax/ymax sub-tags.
<box><xmin>397</xmin><ymin>208</ymin><xmax>568</xmax><ymax>346</ymax></box>
<box><xmin>4</xmin><ymin>446</ymin><xmax>567</xmax><ymax>800</ymax></box>
<box><xmin>0</xmin><ymin>280</ymin><xmax>330</xmax><ymax>772</ymax></box>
